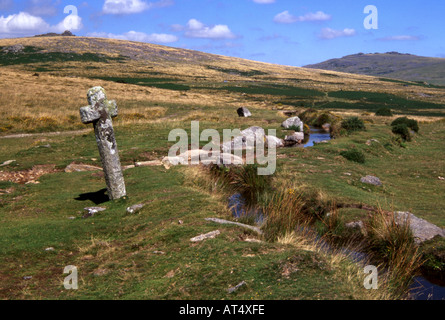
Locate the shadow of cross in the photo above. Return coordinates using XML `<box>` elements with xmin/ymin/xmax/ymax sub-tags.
<box><xmin>79</xmin><ymin>87</ymin><xmax>126</xmax><ymax>200</ymax></box>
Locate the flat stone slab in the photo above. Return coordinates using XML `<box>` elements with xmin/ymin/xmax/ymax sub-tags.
<box><xmin>65</xmin><ymin>162</ymin><xmax>103</xmax><ymax>173</ymax></box>
<box><xmin>228</xmin><ymin>281</ymin><xmax>247</xmax><ymax>293</ymax></box>
<box><xmin>126</xmin><ymin>203</ymin><xmax>145</xmax><ymax>214</ymax></box>
<box><xmin>190</xmin><ymin>230</ymin><xmax>221</xmax><ymax>242</ymax></box>
<box><xmin>395</xmin><ymin>212</ymin><xmax>445</xmax><ymax>244</ymax></box>
<box><xmin>360</xmin><ymin>175</ymin><xmax>382</xmax><ymax>186</ymax></box>
<box><xmin>83</xmin><ymin>207</ymin><xmax>106</xmax><ymax>219</ymax></box>
<box><xmin>205</xmin><ymin>217</ymin><xmax>263</xmax><ymax>235</ymax></box>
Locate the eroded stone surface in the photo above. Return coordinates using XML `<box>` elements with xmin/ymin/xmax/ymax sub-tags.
<box><xmin>80</xmin><ymin>87</ymin><xmax>126</xmax><ymax>200</ymax></box>
<box><xmin>395</xmin><ymin>212</ymin><xmax>445</xmax><ymax>244</ymax></box>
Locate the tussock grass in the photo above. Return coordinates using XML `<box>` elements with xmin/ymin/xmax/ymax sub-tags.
<box><xmin>364</xmin><ymin>209</ymin><xmax>424</xmax><ymax>297</ymax></box>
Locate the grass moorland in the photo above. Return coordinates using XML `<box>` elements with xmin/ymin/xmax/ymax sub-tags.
<box><xmin>0</xmin><ymin>36</ymin><xmax>444</xmax><ymax>300</ymax></box>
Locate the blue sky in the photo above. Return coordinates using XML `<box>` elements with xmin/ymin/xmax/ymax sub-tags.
<box><xmin>1</xmin><ymin>0</ymin><xmax>444</xmax><ymax>66</ymax></box>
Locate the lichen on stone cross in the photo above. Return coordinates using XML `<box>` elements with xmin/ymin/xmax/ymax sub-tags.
<box><xmin>79</xmin><ymin>86</ymin><xmax>126</xmax><ymax>200</ymax></box>
<box><xmin>80</xmin><ymin>86</ymin><xmax>118</xmax><ymax>124</ymax></box>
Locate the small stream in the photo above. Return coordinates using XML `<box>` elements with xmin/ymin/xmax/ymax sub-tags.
<box><xmin>293</xmin><ymin>126</ymin><xmax>332</xmax><ymax>148</ymax></box>
<box><xmin>227</xmin><ymin>127</ymin><xmax>445</xmax><ymax>299</ymax></box>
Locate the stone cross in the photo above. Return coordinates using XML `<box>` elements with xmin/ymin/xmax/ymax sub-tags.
<box><xmin>79</xmin><ymin>87</ymin><xmax>126</xmax><ymax>200</ymax></box>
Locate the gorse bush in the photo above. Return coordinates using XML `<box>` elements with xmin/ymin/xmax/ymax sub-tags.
<box><xmin>391</xmin><ymin>117</ymin><xmax>419</xmax><ymax>133</ymax></box>
<box><xmin>392</xmin><ymin>123</ymin><xmax>411</xmax><ymax>142</ymax></box>
<box><xmin>390</xmin><ymin>117</ymin><xmax>419</xmax><ymax>142</ymax></box>
<box><xmin>341</xmin><ymin>117</ymin><xmax>366</xmax><ymax>133</ymax></box>
<box><xmin>375</xmin><ymin>107</ymin><xmax>393</xmax><ymax>116</ymax></box>
<box><xmin>340</xmin><ymin>149</ymin><xmax>366</xmax><ymax>163</ymax></box>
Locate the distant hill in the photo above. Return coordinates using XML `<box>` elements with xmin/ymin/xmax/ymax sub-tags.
<box><xmin>305</xmin><ymin>52</ymin><xmax>445</xmax><ymax>85</ymax></box>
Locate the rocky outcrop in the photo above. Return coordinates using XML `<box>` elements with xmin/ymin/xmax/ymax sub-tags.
<box><xmin>237</xmin><ymin>107</ymin><xmax>252</xmax><ymax>117</ymax></box>
<box><xmin>360</xmin><ymin>175</ymin><xmax>382</xmax><ymax>186</ymax></box>
<box><xmin>284</xmin><ymin>132</ymin><xmax>304</xmax><ymax>145</ymax></box>
<box><xmin>282</xmin><ymin>117</ymin><xmax>304</xmax><ymax>131</ymax></box>
<box><xmin>395</xmin><ymin>212</ymin><xmax>445</xmax><ymax>244</ymax></box>
<box><xmin>221</xmin><ymin>126</ymin><xmax>266</xmax><ymax>152</ymax></box>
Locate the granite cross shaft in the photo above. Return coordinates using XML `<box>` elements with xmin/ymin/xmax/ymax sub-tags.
<box><xmin>79</xmin><ymin>87</ymin><xmax>126</xmax><ymax>200</ymax></box>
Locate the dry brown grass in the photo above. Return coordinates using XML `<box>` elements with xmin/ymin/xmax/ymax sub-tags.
<box><xmin>1</xmin><ymin>36</ymin><xmax>444</xmax><ymax>134</ymax></box>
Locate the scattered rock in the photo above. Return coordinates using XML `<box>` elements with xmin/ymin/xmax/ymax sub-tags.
<box><xmin>2</xmin><ymin>44</ymin><xmax>24</xmax><ymax>54</ymax></box>
<box><xmin>222</xmin><ymin>126</ymin><xmax>266</xmax><ymax>153</ymax></box>
<box><xmin>93</xmin><ymin>268</ymin><xmax>109</xmax><ymax>277</ymax></box>
<box><xmin>65</xmin><ymin>162</ymin><xmax>102</xmax><ymax>173</ymax></box>
<box><xmin>322</xmin><ymin>123</ymin><xmax>331</xmax><ymax>132</ymax></box>
<box><xmin>205</xmin><ymin>218</ymin><xmax>263</xmax><ymax>235</ymax></box>
<box><xmin>395</xmin><ymin>212</ymin><xmax>445</xmax><ymax>244</ymax></box>
<box><xmin>345</xmin><ymin>221</ymin><xmax>366</xmax><ymax>235</ymax></box>
<box><xmin>266</xmin><ymin>135</ymin><xmax>285</xmax><ymax>148</ymax></box>
<box><xmin>134</xmin><ymin>160</ymin><xmax>163</xmax><ymax>167</ymax></box>
<box><xmin>0</xmin><ymin>160</ymin><xmax>16</xmax><ymax>167</ymax></box>
<box><xmin>228</xmin><ymin>281</ymin><xmax>247</xmax><ymax>293</ymax></box>
<box><xmin>360</xmin><ymin>175</ymin><xmax>382</xmax><ymax>186</ymax></box>
<box><xmin>82</xmin><ymin>207</ymin><xmax>106</xmax><ymax>219</ymax></box>
<box><xmin>366</xmin><ymin>139</ymin><xmax>380</xmax><ymax>146</ymax></box>
<box><xmin>165</xmin><ymin>270</ymin><xmax>177</xmax><ymax>278</ymax></box>
<box><xmin>282</xmin><ymin>117</ymin><xmax>304</xmax><ymax>131</ymax></box>
<box><xmin>243</xmin><ymin>238</ymin><xmax>263</xmax><ymax>243</ymax></box>
<box><xmin>313</xmin><ymin>140</ymin><xmax>330</xmax><ymax>145</ymax></box>
<box><xmin>190</xmin><ymin>230</ymin><xmax>221</xmax><ymax>242</ymax></box>
<box><xmin>162</xmin><ymin>156</ymin><xmax>184</xmax><ymax>168</ymax></box>
<box><xmin>237</xmin><ymin>107</ymin><xmax>252</xmax><ymax>117</ymax></box>
<box><xmin>284</xmin><ymin>132</ymin><xmax>304</xmax><ymax>145</ymax></box>
<box><xmin>126</xmin><ymin>203</ymin><xmax>145</xmax><ymax>214</ymax></box>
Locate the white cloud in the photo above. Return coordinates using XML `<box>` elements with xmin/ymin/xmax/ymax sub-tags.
<box><xmin>319</xmin><ymin>28</ymin><xmax>356</xmax><ymax>39</ymax></box>
<box><xmin>298</xmin><ymin>11</ymin><xmax>331</xmax><ymax>22</ymax></box>
<box><xmin>88</xmin><ymin>31</ymin><xmax>178</xmax><ymax>43</ymax></box>
<box><xmin>53</xmin><ymin>14</ymin><xmax>83</xmax><ymax>33</ymax></box>
<box><xmin>0</xmin><ymin>12</ymin><xmax>49</xmax><ymax>34</ymax></box>
<box><xmin>184</xmin><ymin>19</ymin><xmax>236</xmax><ymax>39</ymax></box>
<box><xmin>102</xmin><ymin>0</ymin><xmax>173</xmax><ymax>14</ymax></box>
<box><xmin>273</xmin><ymin>11</ymin><xmax>297</xmax><ymax>24</ymax></box>
<box><xmin>0</xmin><ymin>11</ymin><xmax>83</xmax><ymax>37</ymax></box>
<box><xmin>378</xmin><ymin>35</ymin><xmax>420</xmax><ymax>41</ymax></box>
<box><xmin>253</xmin><ymin>0</ymin><xmax>276</xmax><ymax>4</ymax></box>
<box><xmin>274</xmin><ymin>10</ymin><xmax>331</xmax><ymax>24</ymax></box>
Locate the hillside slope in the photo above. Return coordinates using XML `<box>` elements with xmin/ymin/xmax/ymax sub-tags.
<box><xmin>305</xmin><ymin>52</ymin><xmax>445</xmax><ymax>85</ymax></box>
<box><xmin>0</xmin><ymin>37</ymin><xmax>444</xmax><ymax>135</ymax></box>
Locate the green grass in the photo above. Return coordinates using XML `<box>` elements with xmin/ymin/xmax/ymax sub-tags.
<box><xmin>0</xmin><ymin>163</ymin><xmax>376</xmax><ymax>300</ymax></box>
<box><xmin>206</xmin><ymin>65</ymin><xmax>269</xmax><ymax>77</ymax></box>
<box><xmin>277</xmin><ymin>120</ymin><xmax>445</xmax><ymax>228</ymax></box>
<box><xmin>328</xmin><ymin>91</ymin><xmax>444</xmax><ymax>111</ymax></box>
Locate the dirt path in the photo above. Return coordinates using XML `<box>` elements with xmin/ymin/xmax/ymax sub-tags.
<box><xmin>0</xmin><ymin>129</ymin><xmax>92</xmax><ymax>139</ymax></box>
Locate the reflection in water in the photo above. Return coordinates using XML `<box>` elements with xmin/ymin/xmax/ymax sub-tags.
<box><xmin>287</xmin><ymin>126</ymin><xmax>332</xmax><ymax>148</ymax></box>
